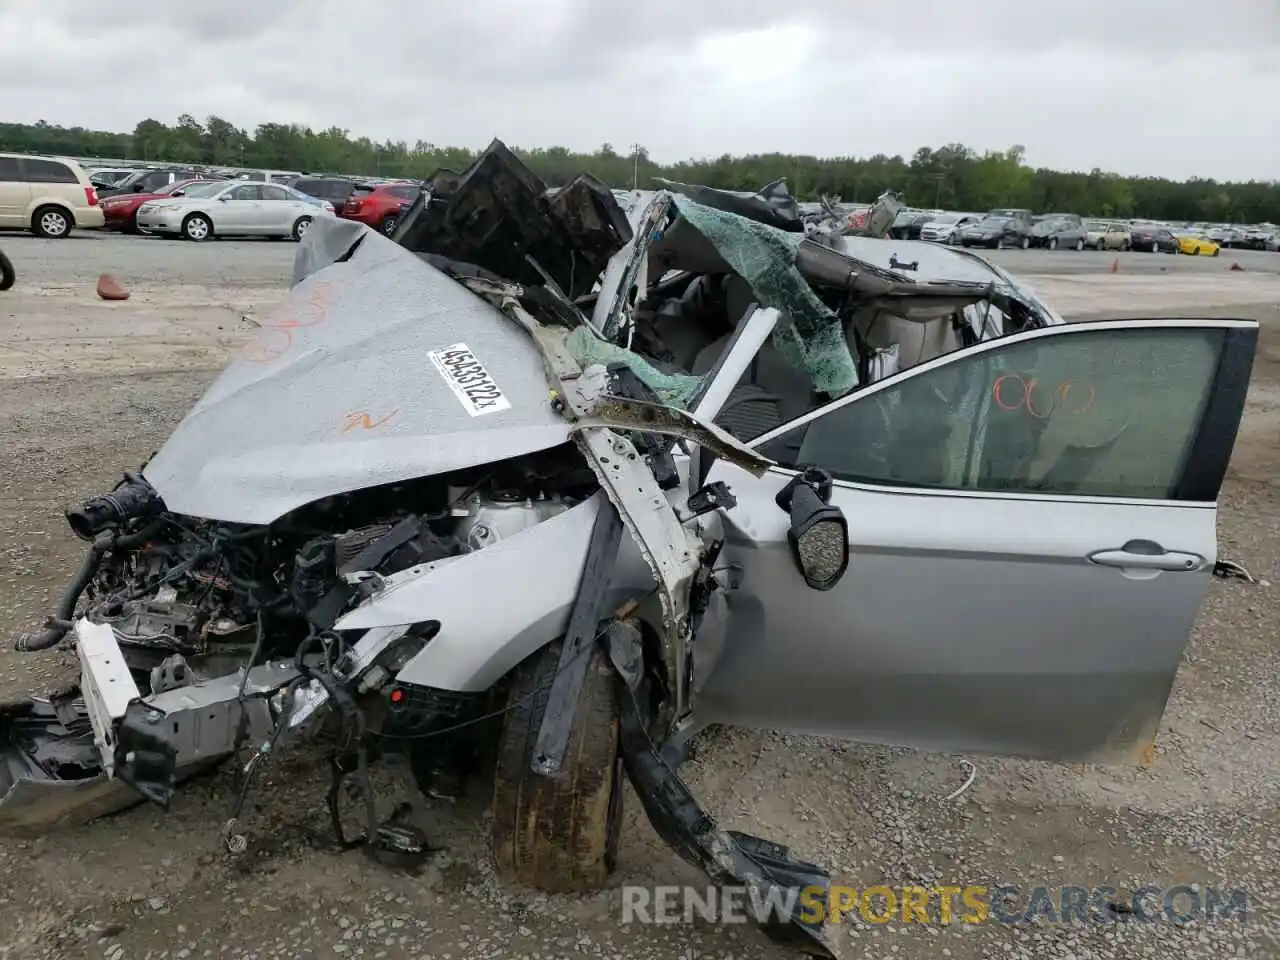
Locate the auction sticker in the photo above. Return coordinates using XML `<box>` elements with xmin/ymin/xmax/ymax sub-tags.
<box><xmin>427</xmin><ymin>342</ymin><xmax>512</xmax><ymax>416</ymax></box>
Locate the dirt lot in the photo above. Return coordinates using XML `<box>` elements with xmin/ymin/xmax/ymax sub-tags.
<box><xmin>0</xmin><ymin>233</ymin><xmax>1278</xmax><ymax>960</ymax></box>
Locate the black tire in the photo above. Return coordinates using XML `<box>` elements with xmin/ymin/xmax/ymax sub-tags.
<box><xmin>491</xmin><ymin>639</ymin><xmax>623</xmax><ymax>894</ymax></box>
<box><xmin>380</xmin><ymin>215</ymin><xmax>398</xmax><ymax>237</ymax></box>
<box><xmin>1020</xmin><ymin>236</ymin><xmax>1030</xmax><ymax>249</ymax></box>
<box><xmin>0</xmin><ymin>248</ymin><xmax>13</xmax><ymax>291</ymax></box>
<box><xmin>32</xmin><ymin>205</ymin><xmax>72</xmax><ymax>239</ymax></box>
<box><xmin>182</xmin><ymin>213</ymin><xmax>212</xmax><ymax>242</ymax></box>
<box><xmin>1075</xmin><ymin>238</ymin><xmax>1084</xmax><ymax>251</ymax></box>
<box><xmin>1212</xmin><ymin>247</ymin><xmax>1220</xmax><ymax>257</ymax></box>
<box><xmin>1047</xmin><ymin>237</ymin><xmax>1058</xmax><ymax>250</ymax></box>
<box><xmin>291</xmin><ymin>216</ymin><xmax>312</xmax><ymax>241</ymax></box>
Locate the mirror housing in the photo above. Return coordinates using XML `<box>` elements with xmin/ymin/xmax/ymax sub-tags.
<box><xmin>774</xmin><ymin>468</ymin><xmax>849</xmax><ymax>591</ymax></box>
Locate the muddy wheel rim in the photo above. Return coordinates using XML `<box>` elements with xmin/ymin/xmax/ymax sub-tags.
<box><xmin>41</xmin><ymin>211</ymin><xmax>67</xmax><ymax>236</ymax></box>
<box><xmin>187</xmin><ymin>217</ymin><xmax>208</xmax><ymax>240</ymax></box>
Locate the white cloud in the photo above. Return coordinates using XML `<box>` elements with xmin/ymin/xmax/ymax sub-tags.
<box><xmin>0</xmin><ymin>0</ymin><xmax>1275</xmax><ymax>180</ymax></box>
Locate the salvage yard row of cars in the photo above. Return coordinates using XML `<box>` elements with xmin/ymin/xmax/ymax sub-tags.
<box><xmin>0</xmin><ymin>151</ymin><xmax>423</xmax><ymax>240</ymax></box>
<box><xmin>1</xmin><ymin>149</ymin><xmax>1278</xmax><ymax>256</ymax></box>
<box><xmin>873</xmin><ymin>203</ymin><xmax>1280</xmax><ymax>255</ymax></box>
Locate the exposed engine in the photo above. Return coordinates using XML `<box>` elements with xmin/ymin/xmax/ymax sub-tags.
<box><xmin>55</xmin><ymin>444</ymin><xmax>597</xmax><ymax>688</ymax></box>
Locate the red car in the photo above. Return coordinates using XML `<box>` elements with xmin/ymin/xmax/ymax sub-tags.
<box><xmin>100</xmin><ymin>178</ymin><xmax>220</xmax><ymax>233</ymax></box>
<box><xmin>342</xmin><ymin>182</ymin><xmax>420</xmax><ymax>235</ymax></box>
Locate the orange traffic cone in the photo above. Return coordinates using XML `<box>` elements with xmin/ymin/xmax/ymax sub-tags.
<box><xmin>96</xmin><ymin>274</ymin><xmax>129</xmax><ymax>301</ymax></box>
<box><xmin>1109</xmin><ymin>257</ymin><xmax>1119</xmax><ymax>274</ymax></box>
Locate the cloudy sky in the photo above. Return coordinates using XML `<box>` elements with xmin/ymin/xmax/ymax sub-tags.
<box><xmin>1</xmin><ymin>0</ymin><xmax>1276</xmax><ymax>181</ymax></box>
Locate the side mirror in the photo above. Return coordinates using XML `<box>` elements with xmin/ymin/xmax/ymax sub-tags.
<box><xmin>218</xmin><ymin>195</ymin><xmax>230</xmax><ymax>201</ymax></box>
<box><xmin>774</xmin><ymin>468</ymin><xmax>849</xmax><ymax>591</ymax></box>
<box><xmin>170</xmin><ymin>190</ymin><xmax>185</xmax><ymax>198</ymax></box>
<box><xmin>132</xmin><ymin>183</ymin><xmax>146</xmax><ymax>192</ymax></box>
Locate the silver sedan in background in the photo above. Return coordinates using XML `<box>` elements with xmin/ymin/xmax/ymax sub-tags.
<box><xmin>135</xmin><ymin>180</ymin><xmax>333</xmax><ymax>242</ymax></box>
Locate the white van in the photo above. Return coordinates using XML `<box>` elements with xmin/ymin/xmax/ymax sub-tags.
<box><xmin>0</xmin><ymin>153</ymin><xmax>106</xmax><ymax>238</ymax></box>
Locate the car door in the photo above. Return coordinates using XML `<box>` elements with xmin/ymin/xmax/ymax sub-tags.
<box><xmin>694</xmin><ymin>318</ymin><xmax>1256</xmax><ymax>763</ymax></box>
<box><xmin>0</xmin><ymin>156</ymin><xmax>29</xmax><ymax>227</ymax></box>
<box><xmin>215</xmin><ymin>183</ymin><xmax>262</xmax><ymax>234</ymax></box>
<box><xmin>258</xmin><ymin>183</ymin><xmax>298</xmax><ymax>232</ymax></box>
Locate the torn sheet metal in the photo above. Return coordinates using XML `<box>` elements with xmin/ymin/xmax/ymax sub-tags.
<box><xmin>606</xmin><ymin>621</ymin><xmax>835</xmax><ymax>957</ymax></box>
<box><xmin>395</xmin><ymin>140</ymin><xmax>631</xmax><ymax>299</ymax></box>
<box><xmin>574</xmin><ymin>396</ymin><xmax>774</xmax><ymax>477</ymax></box>
<box><xmin>651</xmin><ymin>177</ymin><xmax>804</xmax><ymax>232</ymax></box>
<box><xmin>576</xmin><ymin>426</ymin><xmax>699</xmax><ymax>716</ymax></box>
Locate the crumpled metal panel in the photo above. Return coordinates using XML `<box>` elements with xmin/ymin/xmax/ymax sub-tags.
<box><xmin>651</xmin><ymin>177</ymin><xmax>803</xmax><ymax>232</ymax></box>
<box><xmin>143</xmin><ymin>219</ymin><xmax>570</xmax><ymax>524</ymax></box>
<box><xmin>395</xmin><ymin>140</ymin><xmax>631</xmax><ymax>299</ymax></box>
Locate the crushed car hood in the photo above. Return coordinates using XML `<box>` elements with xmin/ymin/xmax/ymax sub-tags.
<box><xmin>143</xmin><ymin>219</ymin><xmax>571</xmax><ymax>524</ymax></box>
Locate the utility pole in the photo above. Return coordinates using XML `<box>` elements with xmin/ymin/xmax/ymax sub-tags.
<box><xmin>630</xmin><ymin>143</ymin><xmax>642</xmax><ymax>190</ymax></box>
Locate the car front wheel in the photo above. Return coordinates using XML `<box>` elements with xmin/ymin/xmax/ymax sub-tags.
<box><xmin>292</xmin><ymin>216</ymin><xmax>312</xmax><ymax>241</ymax></box>
<box><xmin>490</xmin><ymin>638</ymin><xmax>623</xmax><ymax>893</ymax></box>
<box><xmin>182</xmin><ymin>213</ymin><xmax>212</xmax><ymax>242</ymax></box>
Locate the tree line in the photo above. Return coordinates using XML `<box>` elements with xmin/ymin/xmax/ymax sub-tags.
<box><xmin>2</xmin><ymin>115</ymin><xmax>1277</xmax><ymax>224</ymax></box>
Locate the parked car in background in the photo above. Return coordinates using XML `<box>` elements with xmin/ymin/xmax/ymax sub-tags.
<box><xmin>1128</xmin><ymin>224</ymin><xmax>1180</xmax><ymax>254</ymax></box>
<box><xmin>1241</xmin><ymin>225</ymin><xmax>1277</xmax><ymax>250</ymax></box>
<box><xmin>87</xmin><ymin>167</ymin><xmax>136</xmax><ymax>191</ymax></box>
<box><xmin>1175</xmin><ymin>231</ymin><xmax>1221</xmax><ymax>256</ymax></box>
<box><xmin>1029</xmin><ymin>214</ymin><xmax>1088</xmax><ymax>250</ymax></box>
<box><xmin>988</xmin><ymin>208</ymin><xmax>1034</xmax><ymax>227</ymax></box>
<box><xmin>136</xmin><ymin>180</ymin><xmax>332</xmax><ymax>242</ymax></box>
<box><xmin>1205</xmin><ymin>225</ymin><xmax>1243</xmax><ymax>248</ymax></box>
<box><xmin>283</xmin><ymin>176</ymin><xmax>356</xmax><ymax>215</ymax></box>
<box><xmin>279</xmin><ymin>184</ymin><xmax>336</xmax><ymax>215</ymax></box>
<box><xmin>99</xmin><ymin>167</ymin><xmax>209</xmax><ymax>198</ymax></box>
<box><xmin>342</xmin><ymin>180</ymin><xmax>422</xmax><ymax>235</ymax></box>
<box><xmin>958</xmin><ymin>214</ymin><xmax>1031</xmax><ymax>249</ymax></box>
<box><xmin>1086</xmin><ymin>220</ymin><xmax>1131</xmax><ymax>251</ymax></box>
<box><xmin>918</xmin><ymin>213</ymin><xmax>980</xmax><ymax>244</ymax></box>
<box><xmin>0</xmin><ymin>152</ymin><xmax>103</xmax><ymax>238</ymax></box>
<box><xmin>889</xmin><ymin>209</ymin><xmax>940</xmax><ymax>240</ymax></box>
<box><xmin>101</xmin><ymin>178</ymin><xmax>219</xmax><ymax>233</ymax></box>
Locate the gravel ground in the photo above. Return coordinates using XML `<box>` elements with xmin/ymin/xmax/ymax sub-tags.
<box><xmin>0</xmin><ymin>232</ymin><xmax>1277</xmax><ymax>960</ymax></box>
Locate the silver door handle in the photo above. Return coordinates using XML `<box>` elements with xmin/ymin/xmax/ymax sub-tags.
<box><xmin>1088</xmin><ymin>541</ymin><xmax>1204</xmax><ymax>572</ymax></box>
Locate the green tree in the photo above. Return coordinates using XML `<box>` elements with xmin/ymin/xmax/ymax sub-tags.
<box><xmin>0</xmin><ymin>117</ymin><xmax>1275</xmax><ymax>222</ymax></box>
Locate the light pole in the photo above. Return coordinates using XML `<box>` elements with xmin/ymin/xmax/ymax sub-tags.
<box><xmin>630</xmin><ymin>143</ymin><xmax>642</xmax><ymax>190</ymax></box>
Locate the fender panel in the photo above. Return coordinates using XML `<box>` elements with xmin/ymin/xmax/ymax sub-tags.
<box><xmin>334</xmin><ymin>492</ymin><xmax>656</xmax><ymax>692</ymax></box>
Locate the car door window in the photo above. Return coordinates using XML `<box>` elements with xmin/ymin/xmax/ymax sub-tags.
<box><xmin>228</xmin><ymin>184</ymin><xmax>261</xmax><ymax>201</ymax></box>
<box><xmin>21</xmin><ymin>158</ymin><xmax>78</xmax><ymax>183</ymax></box>
<box><xmin>764</xmin><ymin>325</ymin><xmax>1226</xmax><ymax>500</ymax></box>
<box><xmin>259</xmin><ymin>184</ymin><xmax>291</xmax><ymax>202</ymax></box>
<box><xmin>0</xmin><ymin>157</ymin><xmax>21</xmax><ymax>181</ymax></box>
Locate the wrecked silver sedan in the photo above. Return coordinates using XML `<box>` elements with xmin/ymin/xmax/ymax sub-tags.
<box><xmin>0</xmin><ymin>142</ymin><xmax>1257</xmax><ymax>957</ymax></box>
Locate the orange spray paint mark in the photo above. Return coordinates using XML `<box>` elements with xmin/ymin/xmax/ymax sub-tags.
<box><xmin>342</xmin><ymin>409</ymin><xmax>400</xmax><ymax>433</ymax></box>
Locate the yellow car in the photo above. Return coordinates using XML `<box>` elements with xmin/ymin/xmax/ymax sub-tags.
<box><xmin>1176</xmin><ymin>232</ymin><xmax>1221</xmax><ymax>256</ymax></box>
